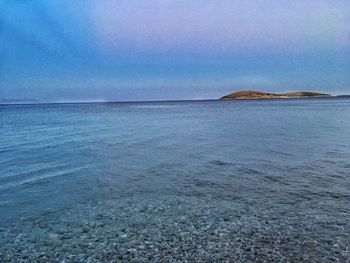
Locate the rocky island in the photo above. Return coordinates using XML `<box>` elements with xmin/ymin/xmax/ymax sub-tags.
<box><xmin>220</xmin><ymin>90</ymin><xmax>333</xmax><ymax>100</ymax></box>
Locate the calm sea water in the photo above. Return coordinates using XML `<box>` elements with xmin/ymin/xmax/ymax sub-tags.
<box><xmin>1</xmin><ymin>99</ymin><xmax>350</xmax><ymax>260</ymax></box>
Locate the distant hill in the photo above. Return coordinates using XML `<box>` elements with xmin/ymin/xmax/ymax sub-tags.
<box><xmin>220</xmin><ymin>90</ymin><xmax>332</xmax><ymax>100</ymax></box>
<box><xmin>0</xmin><ymin>98</ymin><xmax>40</xmax><ymax>104</ymax></box>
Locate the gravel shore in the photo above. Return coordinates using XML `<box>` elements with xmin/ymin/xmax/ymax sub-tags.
<box><xmin>1</xmin><ymin>194</ymin><xmax>349</xmax><ymax>262</ymax></box>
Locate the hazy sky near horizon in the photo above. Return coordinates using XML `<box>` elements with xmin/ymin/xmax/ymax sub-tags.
<box><xmin>1</xmin><ymin>0</ymin><xmax>350</xmax><ymax>101</ymax></box>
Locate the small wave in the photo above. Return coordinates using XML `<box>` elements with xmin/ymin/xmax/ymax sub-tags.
<box><xmin>0</xmin><ymin>164</ymin><xmax>69</xmax><ymax>181</ymax></box>
<box><xmin>0</xmin><ymin>166</ymin><xmax>88</xmax><ymax>190</ymax></box>
<box><xmin>209</xmin><ymin>160</ymin><xmax>233</xmax><ymax>166</ymax></box>
<box><xmin>133</xmin><ymin>105</ymin><xmax>178</xmax><ymax>109</ymax></box>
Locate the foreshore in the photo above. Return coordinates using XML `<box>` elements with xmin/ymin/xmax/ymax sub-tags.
<box><xmin>1</xmin><ymin>194</ymin><xmax>348</xmax><ymax>262</ymax></box>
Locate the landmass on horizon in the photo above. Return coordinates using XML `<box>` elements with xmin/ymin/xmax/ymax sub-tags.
<box><xmin>220</xmin><ymin>90</ymin><xmax>342</xmax><ymax>100</ymax></box>
<box><xmin>1</xmin><ymin>90</ymin><xmax>350</xmax><ymax>105</ymax></box>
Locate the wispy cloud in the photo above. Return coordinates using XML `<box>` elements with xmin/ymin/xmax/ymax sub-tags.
<box><xmin>92</xmin><ymin>0</ymin><xmax>350</xmax><ymax>55</ymax></box>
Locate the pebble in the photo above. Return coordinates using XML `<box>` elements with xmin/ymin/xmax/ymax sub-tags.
<box><xmin>0</xmin><ymin>196</ymin><xmax>349</xmax><ymax>262</ymax></box>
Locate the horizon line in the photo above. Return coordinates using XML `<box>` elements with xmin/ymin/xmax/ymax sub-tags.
<box><xmin>2</xmin><ymin>96</ymin><xmax>350</xmax><ymax>106</ymax></box>
<box><xmin>0</xmin><ymin>98</ymin><xmax>218</xmax><ymax>106</ymax></box>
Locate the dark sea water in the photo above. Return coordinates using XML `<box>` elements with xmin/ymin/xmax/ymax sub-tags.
<box><xmin>1</xmin><ymin>99</ymin><xmax>350</xmax><ymax>262</ymax></box>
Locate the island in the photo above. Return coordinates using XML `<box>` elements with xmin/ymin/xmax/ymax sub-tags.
<box><xmin>220</xmin><ymin>90</ymin><xmax>333</xmax><ymax>100</ymax></box>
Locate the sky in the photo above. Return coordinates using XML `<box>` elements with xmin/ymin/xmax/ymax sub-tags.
<box><xmin>1</xmin><ymin>0</ymin><xmax>350</xmax><ymax>102</ymax></box>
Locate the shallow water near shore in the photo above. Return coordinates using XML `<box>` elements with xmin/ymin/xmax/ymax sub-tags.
<box><xmin>1</xmin><ymin>99</ymin><xmax>350</xmax><ymax>262</ymax></box>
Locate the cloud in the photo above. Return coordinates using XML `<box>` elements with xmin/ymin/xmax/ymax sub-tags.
<box><xmin>92</xmin><ymin>0</ymin><xmax>350</xmax><ymax>55</ymax></box>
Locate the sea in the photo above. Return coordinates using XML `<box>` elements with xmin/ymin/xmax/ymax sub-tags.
<box><xmin>1</xmin><ymin>98</ymin><xmax>350</xmax><ymax>261</ymax></box>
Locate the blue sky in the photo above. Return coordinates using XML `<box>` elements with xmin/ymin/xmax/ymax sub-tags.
<box><xmin>1</xmin><ymin>0</ymin><xmax>350</xmax><ymax>102</ymax></box>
